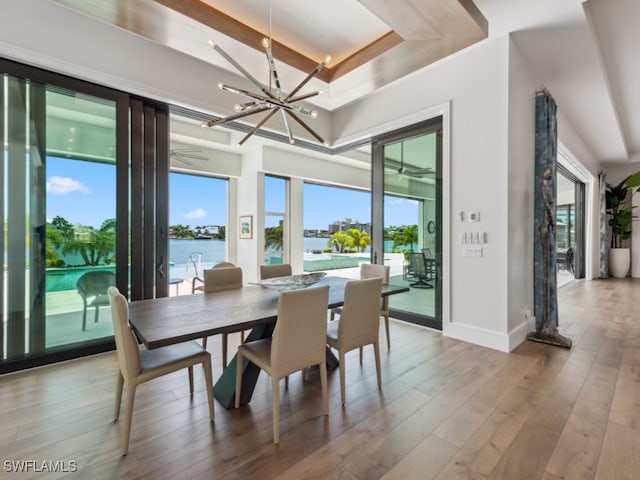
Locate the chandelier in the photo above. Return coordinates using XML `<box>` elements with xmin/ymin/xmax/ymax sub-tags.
<box><xmin>202</xmin><ymin>4</ymin><xmax>330</xmax><ymax>147</ymax></box>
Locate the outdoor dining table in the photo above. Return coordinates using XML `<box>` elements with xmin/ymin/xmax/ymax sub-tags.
<box><xmin>128</xmin><ymin>275</ymin><xmax>409</xmax><ymax>408</ymax></box>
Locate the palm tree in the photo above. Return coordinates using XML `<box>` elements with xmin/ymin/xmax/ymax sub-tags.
<box><xmin>265</xmin><ymin>225</ymin><xmax>284</xmax><ymax>251</ymax></box>
<box><xmin>346</xmin><ymin>228</ymin><xmax>371</xmax><ymax>252</ymax></box>
<box><xmin>392</xmin><ymin>224</ymin><xmax>419</xmax><ymax>251</ymax></box>
<box><xmin>62</xmin><ymin>218</ymin><xmax>116</xmax><ymax>266</ymax></box>
<box><xmin>328</xmin><ymin>231</ymin><xmax>353</xmax><ymax>253</ymax></box>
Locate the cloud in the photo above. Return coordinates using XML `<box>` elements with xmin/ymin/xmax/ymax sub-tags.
<box><xmin>46</xmin><ymin>176</ymin><xmax>90</xmax><ymax>195</ymax></box>
<box><xmin>186</xmin><ymin>208</ymin><xmax>207</xmax><ymax>219</ymax></box>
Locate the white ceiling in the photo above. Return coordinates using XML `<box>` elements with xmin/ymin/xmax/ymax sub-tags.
<box><xmin>52</xmin><ymin>0</ymin><xmax>640</xmax><ymax>166</ymax></box>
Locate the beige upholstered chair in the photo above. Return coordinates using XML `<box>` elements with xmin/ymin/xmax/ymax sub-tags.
<box><xmin>326</xmin><ymin>277</ymin><xmax>384</xmax><ymax>405</ymax></box>
<box><xmin>203</xmin><ymin>266</ymin><xmax>243</xmax><ymax>367</ymax></box>
<box><xmin>108</xmin><ymin>286</ymin><xmax>214</xmax><ymax>455</ymax></box>
<box><xmin>259</xmin><ymin>263</ymin><xmax>292</xmax><ymax>280</ymax></box>
<box><xmin>235</xmin><ymin>285</ymin><xmax>330</xmax><ymax>444</ymax></box>
<box><xmin>331</xmin><ymin>263</ymin><xmax>391</xmax><ymax>350</ymax></box>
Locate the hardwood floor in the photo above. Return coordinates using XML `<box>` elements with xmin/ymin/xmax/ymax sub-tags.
<box><xmin>1</xmin><ymin>278</ymin><xmax>639</xmax><ymax>479</ymax></box>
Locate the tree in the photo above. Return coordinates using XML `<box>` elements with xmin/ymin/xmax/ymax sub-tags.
<box><xmin>328</xmin><ymin>231</ymin><xmax>353</xmax><ymax>253</ymax></box>
<box><xmin>265</xmin><ymin>225</ymin><xmax>284</xmax><ymax>251</ymax></box>
<box><xmin>51</xmin><ymin>215</ymin><xmax>74</xmax><ymax>241</ymax></box>
<box><xmin>392</xmin><ymin>224</ymin><xmax>419</xmax><ymax>251</ymax></box>
<box><xmin>62</xmin><ymin>218</ymin><xmax>116</xmax><ymax>266</ymax></box>
<box><xmin>45</xmin><ymin>226</ymin><xmax>65</xmax><ymax>267</ymax></box>
<box><xmin>346</xmin><ymin>228</ymin><xmax>370</xmax><ymax>252</ymax></box>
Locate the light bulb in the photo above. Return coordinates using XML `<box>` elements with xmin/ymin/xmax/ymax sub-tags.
<box><xmin>318</xmin><ymin>89</ymin><xmax>324</xmax><ymax>95</ymax></box>
<box><xmin>201</xmin><ymin>122</ymin><xmax>207</xmax><ymax>128</ymax></box>
<box><xmin>324</xmin><ymin>55</ymin><xmax>332</xmax><ymax>64</ymax></box>
<box><xmin>233</xmin><ymin>104</ymin><xmax>242</xmax><ymax>112</ymax></box>
<box><xmin>289</xmin><ymin>138</ymin><xmax>295</xmax><ymax>145</ymax></box>
<box><xmin>218</xmin><ymin>82</ymin><xmax>224</xmax><ymax>90</ymax></box>
<box><xmin>208</xmin><ymin>40</ymin><xmax>215</xmax><ymax>48</ymax></box>
<box><xmin>262</xmin><ymin>38</ymin><xmax>270</xmax><ymax>49</ymax></box>
<box><xmin>310</xmin><ymin>110</ymin><xmax>318</xmax><ymax>119</ymax></box>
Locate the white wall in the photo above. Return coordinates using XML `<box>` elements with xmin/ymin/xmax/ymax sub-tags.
<box><xmin>334</xmin><ymin>36</ymin><xmax>514</xmax><ymax>350</ymax></box>
<box><xmin>505</xmin><ymin>38</ymin><xmax>538</xmax><ymax>344</ymax></box>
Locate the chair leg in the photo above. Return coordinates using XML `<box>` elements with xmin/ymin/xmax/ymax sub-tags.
<box><xmin>272</xmin><ymin>377</ymin><xmax>280</xmax><ymax>444</ymax></box>
<box><xmin>114</xmin><ymin>371</ymin><xmax>124</xmax><ymax>421</ymax></box>
<box><xmin>240</xmin><ymin>330</ymin><xmax>245</xmax><ymax>342</ymax></box>
<box><xmin>359</xmin><ymin>346</ymin><xmax>363</xmax><ymax>365</ymax></box>
<box><xmin>202</xmin><ymin>358</ymin><xmax>215</xmax><ymax>421</ymax></box>
<box><xmin>121</xmin><ymin>382</ymin><xmax>137</xmax><ymax>456</ymax></box>
<box><xmin>202</xmin><ymin>336</ymin><xmax>208</xmax><ymax>350</ymax></box>
<box><xmin>188</xmin><ymin>366</ymin><xmax>194</xmax><ymax>394</ymax></box>
<box><xmin>373</xmin><ymin>342</ymin><xmax>382</xmax><ymax>389</ymax></box>
<box><xmin>384</xmin><ymin>314</ymin><xmax>390</xmax><ymax>350</ymax></box>
<box><xmin>222</xmin><ymin>334</ymin><xmax>228</xmax><ymax>368</ymax></box>
<box><xmin>319</xmin><ymin>362</ymin><xmax>328</xmax><ymax>416</ymax></box>
<box><xmin>339</xmin><ymin>351</ymin><xmax>346</xmax><ymax>406</ymax></box>
<box><xmin>94</xmin><ymin>305</ymin><xmax>100</xmax><ymax>324</ymax></box>
<box><xmin>235</xmin><ymin>352</ymin><xmax>243</xmax><ymax>409</ymax></box>
<box><xmin>82</xmin><ymin>306</ymin><xmax>87</xmax><ymax>331</ymax></box>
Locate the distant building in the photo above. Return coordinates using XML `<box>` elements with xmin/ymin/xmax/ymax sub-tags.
<box><xmin>328</xmin><ymin>218</ymin><xmax>371</xmax><ymax>235</ymax></box>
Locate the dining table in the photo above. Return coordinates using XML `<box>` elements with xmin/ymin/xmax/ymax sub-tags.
<box><xmin>128</xmin><ymin>275</ymin><xmax>409</xmax><ymax>408</ymax></box>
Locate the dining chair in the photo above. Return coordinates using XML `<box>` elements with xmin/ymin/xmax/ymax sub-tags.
<box><xmin>259</xmin><ymin>263</ymin><xmax>292</xmax><ymax>280</ymax></box>
<box><xmin>203</xmin><ymin>266</ymin><xmax>243</xmax><ymax>367</ymax></box>
<box><xmin>235</xmin><ymin>285</ymin><xmax>330</xmax><ymax>444</ymax></box>
<box><xmin>188</xmin><ymin>251</ymin><xmax>205</xmax><ymax>293</ymax></box>
<box><xmin>331</xmin><ymin>263</ymin><xmax>391</xmax><ymax>350</ymax></box>
<box><xmin>326</xmin><ymin>277</ymin><xmax>383</xmax><ymax>405</ymax></box>
<box><xmin>407</xmin><ymin>252</ymin><xmax>433</xmax><ymax>288</ymax></box>
<box><xmin>77</xmin><ymin>270</ymin><xmax>116</xmax><ymax>331</ymax></box>
<box><xmin>107</xmin><ymin>286</ymin><xmax>214</xmax><ymax>455</ymax></box>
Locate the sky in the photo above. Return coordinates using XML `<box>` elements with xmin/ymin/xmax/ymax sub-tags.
<box><xmin>46</xmin><ymin>157</ymin><xmax>419</xmax><ymax>230</ymax></box>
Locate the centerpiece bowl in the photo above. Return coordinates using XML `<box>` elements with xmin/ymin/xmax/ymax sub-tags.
<box><xmin>253</xmin><ymin>272</ymin><xmax>327</xmax><ymax>292</ymax></box>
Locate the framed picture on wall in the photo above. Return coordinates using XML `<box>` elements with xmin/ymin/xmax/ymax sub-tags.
<box><xmin>239</xmin><ymin>215</ymin><xmax>253</xmax><ymax>239</ymax></box>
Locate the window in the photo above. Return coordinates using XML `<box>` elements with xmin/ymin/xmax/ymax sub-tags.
<box><xmin>264</xmin><ymin>175</ymin><xmax>288</xmax><ymax>265</ymax></box>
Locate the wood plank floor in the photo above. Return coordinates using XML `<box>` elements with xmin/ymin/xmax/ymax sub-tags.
<box><xmin>1</xmin><ymin>278</ymin><xmax>639</xmax><ymax>479</ymax></box>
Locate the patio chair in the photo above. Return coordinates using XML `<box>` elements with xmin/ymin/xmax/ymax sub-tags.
<box><xmin>77</xmin><ymin>270</ymin><xmax>116</xmax><ymax>331</ymax></box>
<box><xmin>108</xmin><ymin>286</ymin><xmax>214</xmax><ymax>455</ymax></box>
<box><xmin>188</xmin><ymin>251</ymin><xmax>205</xmax><ymax>293</ymax></box>
<box><xmin>407</xmin><ymin>252</ymin><xmax>433</xmax><ymax>288</ymax></box>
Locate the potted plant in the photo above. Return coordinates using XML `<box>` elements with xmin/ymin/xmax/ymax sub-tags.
<box><xmin>606</xmin><ymin>171</ymin><xmax>640</xmax><ymax>277</ymax></box>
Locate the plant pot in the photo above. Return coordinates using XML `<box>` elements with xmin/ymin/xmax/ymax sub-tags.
<box><xmin>609</xmin><ymin>248</ymin><xmax>630</xmax><ymax>278</ymax></box>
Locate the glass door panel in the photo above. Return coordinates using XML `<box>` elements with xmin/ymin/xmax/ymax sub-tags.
<box><xmin>372</xmin><ymin>118</ymin><xmax>442</xmax><ymax>330</ymax></box>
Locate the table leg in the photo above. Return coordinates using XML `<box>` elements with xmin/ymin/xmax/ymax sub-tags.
<box><xmin>213</xmin><ymin>322</ymin><xmax>275</xmax><ymax>408</ymax></box>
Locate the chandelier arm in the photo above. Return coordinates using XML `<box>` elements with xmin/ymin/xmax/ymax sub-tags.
<box><xmin>281</xmin><ymin>109</ymin><xmax>294</xmax><ymax>144</ymax></box>
<box><xmin>287</xmin><ymin>91</ymin><xmax>321</xmax><ymax>103</ymax></box>
<box><xmin>204</xmin><ymin>105</ymin><xmax>271</xmax><ymax>128</ymax></box>
<box><xmin>287</xmin><ymin>110</ymin><xmax>325</xmax><ymax>145</ymax></box>
<box><xmin>237</xmin><ymin>108</ymin><xmax>280</xmax><ymax>146</ymax></box>
<box><xmin>264</xmin><ymin>45</ymin><xmax>284</xmax><ymax>101</ymax></box>
<box><xmin>210</xmin><ymin>41</ymin><xmax>276</xmax><ymax>100</ymax></box>
<box><xmin>284</xmin><ymin>59</ymin><xmax>328</xmax><ymax>102</ymax></box>
<box><xmin>220</xmin><ymin>84</ymin><xmax>316</xmax><ymax>117</ymax></box>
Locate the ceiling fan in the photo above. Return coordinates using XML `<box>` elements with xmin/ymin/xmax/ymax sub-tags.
<box><xmin>170</xmin><ymin>147</ymin><xmax>208</xmax><ymax>165</ymax></box>
<box><xmin>396</xmin><ymin>143</ymin><xmax>435</xmax><ymax>178</ymax></box>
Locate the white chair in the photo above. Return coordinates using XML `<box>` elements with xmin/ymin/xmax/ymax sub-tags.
<box><xmin>203</xmin><ymin>266</ymin><xmax>243</xmax><ymax>368</ymax></box>
<box><xmin>108</xmin><ymin>286</ymin><xmax>214</xmax><ymax>455</ymax></box>
<box><xmin>326</xmin><ymin>277</ymin><xmax>383</xmax><ymax>405</ymax></box>
<box><xmin>331</xmin><ymin>263</ymin><xmax>391</xmax><ymax>350</ymax></box>
<box><xmin>259</xmin><ymin>263</ymin><xmax>293</xmax><ymax>280</ymax></box>
<box><xmin>235</xmin><ymin>285</ymin><xmax>330</xmax><ymax>444</ymax></box>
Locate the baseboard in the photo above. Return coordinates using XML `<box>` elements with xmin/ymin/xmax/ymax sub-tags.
<box><xmin>443</xmin><ymin>316</ymin><xmax>536</xmax><ymax>353</ymax></box>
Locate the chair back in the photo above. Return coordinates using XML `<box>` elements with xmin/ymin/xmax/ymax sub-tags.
<box><xmin>360</xmin><ymin>263</ymin><xmax>389</xmax><ymax>285</ymax></box>
<box><xmin>187</xmin><ymin>252</ymin><xmax>204</xmax><ymax>278</ymax></box>
<box><xmin>271</xmin><ymin>285</ymin><xmax>330</xmax><ymax>377</ymax></box>
<box><xmin>260</xmin><ymin>263</ymin><xmax>292</xmax><ymax>280</ymax></box>
<box><xmin>204</xmin><ymin>266</ymin><xmax>243</xmax><ymax>292</ymax></box>
<box><xmin>213</xmin><ymin>261</ymin><xmax>235</xmax><ymax>269</ymax></box>
<box><xmin>360</xmin><ymin>263</ymin><xmax>389</xmax><ymax>310</ymax></box>
<box><xmin>421</xmin><ymin>247</ymin><xmax>433</xmax><ymax>257</ymax></box>
<box><xmin>77</xmin><ymin>270</ymin><xmax>115</xmax><ymax>298</ymax></box>
<box><xmin>108</xmin><ymin>286</ymin><xmax>141</xmax><ymax>381</ymax></box>
<box><xmin>337</xmin><ymin>277</ymin><xmax>383</xmax><ymax>351</ymax></box>
<box><xmin>408</xmin><ymin>252</ymin><xmax>426</xmax><ymax>275</ymax></box>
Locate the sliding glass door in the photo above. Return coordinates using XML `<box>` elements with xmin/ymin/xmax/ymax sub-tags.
<box><xmin>372</xmin><ymin>118</ymin><xmax>442</xmax><ymax>329</ymax></box>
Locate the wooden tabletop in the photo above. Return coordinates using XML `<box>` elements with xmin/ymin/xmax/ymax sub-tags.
<box><xmin>128</xmin><ymin>276</ymin><xmax>408</xmax><ymax>349</ymax></box>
